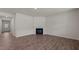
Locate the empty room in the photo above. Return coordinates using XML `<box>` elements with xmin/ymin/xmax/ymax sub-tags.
<box><xmin>0</xmin><ymin>8</ymin><xmax>79</xmax><ymax>50</ymax></box>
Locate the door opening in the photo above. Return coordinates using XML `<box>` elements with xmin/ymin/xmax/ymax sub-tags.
<box><xmin>2</xmin><ymin>20</ymin><xmax>11</xmax><ymax>33</ymax></box>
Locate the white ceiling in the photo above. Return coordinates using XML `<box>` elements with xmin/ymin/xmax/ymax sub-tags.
<box><xmin>0</xmin><ymin>8</ymin><xmax>74</xmax><ymax>16</ymax></box>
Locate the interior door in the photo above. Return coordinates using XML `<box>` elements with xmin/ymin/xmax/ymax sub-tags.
<box><xmin>2</xmin><ymin>20</ymin><xmax>11</xmax><ymax>32</ymax></box>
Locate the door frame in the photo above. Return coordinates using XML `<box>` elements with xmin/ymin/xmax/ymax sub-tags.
<box><xmin>2</xmin><ymin>20</ymin><xmax>11</xmax><ymax>33</ymax></box>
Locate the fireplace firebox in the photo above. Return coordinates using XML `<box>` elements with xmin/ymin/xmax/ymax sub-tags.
<box><xmin>36</xmin><ymin>28</ymin><xmax>43</xmax><ymax>34</ymax></box>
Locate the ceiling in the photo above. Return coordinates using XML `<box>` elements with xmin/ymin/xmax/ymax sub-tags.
<box><xmin>0</xmin><ymin>8</ymin><xmax>74</xmax><ymax>16</ymax></box>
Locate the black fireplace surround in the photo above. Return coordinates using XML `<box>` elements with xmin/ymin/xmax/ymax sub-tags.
<box><xmin>36</xmin><ymin>28</ymin><xmax>43</xmax><ymax>35</ymax></box>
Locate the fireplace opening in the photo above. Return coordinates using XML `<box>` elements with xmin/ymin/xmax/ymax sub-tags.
<box><xmin>36</xmin><ymin>28</ymin><xmax>43</xmax><ymax>35</ymax></box>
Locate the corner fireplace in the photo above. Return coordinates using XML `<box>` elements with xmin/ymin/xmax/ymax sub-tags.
<box><xmin>36</xmin><ymin>28</ymin><xmax>43</xmax><ymax>35</ymax></box>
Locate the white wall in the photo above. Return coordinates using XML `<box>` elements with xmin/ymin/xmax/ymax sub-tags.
<box><xmin>46</xmin><ymin>10</ymin><xmax>79</xmax><ymax>40</ymax></box>
<box><xmin>15</xmin><ymin>13</ymin><xmax>47</xmax><ymax>37</ymax></box>
<box><xmin>34</xmin><ymin>16</ymin><xmax>47</xmax><ymax>34</ymax></box>
<box><xmin>10</xmin><ymin>18</ymin><xmax>15</xmax><ymax>35</ymax></box>
<box><xmin>15</xmin><ymin>13</ymin><xmax>34</xmax><ymax>37</ymax></box>
<box><xmin>0</xmin><ymin>18</ymin><xmax>2</xmax><ymax>34</ymax></box>
<box><xmin>0</xmin><ymin>12</ymin><xmax>15</xmax><ymax>17</ymax></box>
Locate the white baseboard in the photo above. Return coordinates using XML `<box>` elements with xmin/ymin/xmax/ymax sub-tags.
<box><xmin>15</xmin><ymin>33</ymin><xmax>34</xmax><ymax>37</ymax></box>
<box><xmin>48</xmin><ymin>33</ymin><xmax>79</xmax><ymax>40</ymax></box>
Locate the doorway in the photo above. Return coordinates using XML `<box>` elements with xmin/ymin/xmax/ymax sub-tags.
<box><xmin>2</xmin><ymin>20</ymin><xmax>11</xmax><ymax>33</ymax></box>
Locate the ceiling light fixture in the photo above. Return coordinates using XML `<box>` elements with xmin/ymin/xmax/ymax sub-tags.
<box><xmin>34</xmin><ymin>8</ymin><xmax>37</xmax><ymax>10</ymax></box>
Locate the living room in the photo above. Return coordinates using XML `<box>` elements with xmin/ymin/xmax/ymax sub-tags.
<box><xmin>0</xmin><ymin>8</ymin><xmax>79</xmax><ymax>50</ymax></box>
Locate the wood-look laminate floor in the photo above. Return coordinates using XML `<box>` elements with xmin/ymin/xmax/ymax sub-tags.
<box><xmin>0</xmin><ymin>32</ymin><xmax>79</xmax><ymax>50</ymax></box>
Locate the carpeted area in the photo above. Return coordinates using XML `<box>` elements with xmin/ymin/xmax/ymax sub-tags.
<box><xmin>0</xmin><ymin>33</ymin><xmax>79</xmax><ymax>50</ymax></box>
